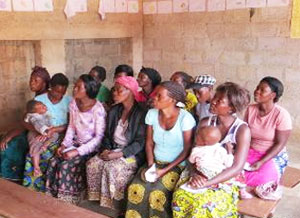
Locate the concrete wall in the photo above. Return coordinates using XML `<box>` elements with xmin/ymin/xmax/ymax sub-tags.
<box><xmin>143</xmin><ymin>6</ymin><xmax>300</xmax><ymax>142</ymax></box>
<box><xmin>65</xmin><ymin>38</ymin><xmax>133</xmax><ymax>89</ymax></box>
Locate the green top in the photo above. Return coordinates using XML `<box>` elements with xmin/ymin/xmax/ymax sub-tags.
<box><xmin>96</xmin><ymin>85</ymin><xmax>111</xmax><ymax>103</ymax></box>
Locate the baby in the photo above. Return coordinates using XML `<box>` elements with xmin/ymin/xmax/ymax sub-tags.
<box><xmin>181</xmin><ymin>126</ymin><xmax>252</xmax><ymax>199</ymax></box>
<box><xmin>25</xmin><ymin>100</ymin><xmax>58</xmax><ymax>177</ymax></box>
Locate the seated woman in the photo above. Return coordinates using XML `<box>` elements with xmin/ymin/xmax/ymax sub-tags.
<box><xmin>188</xmin><ymin>74</ymin><xmax>216</xmax><ymax>123</ymax></box>
<box><xmin>244</xmin><ymin>77</ymin><xmax>292</xmax><ymax>200</ymax></box>
<box><xmin>23</xmin><ymin>73</ymin><xmax>71</xmax><ymax>191</ymax></box>
<box><xmin>172</xmin><ymin>82</ymin><xmax>251</xmax><ymax>218</ymax></box>
<box><xmin>86</xmin><ymin>76</ymin><xmax>146</xmax><ymax>217</ymax></box>
<box><xmin>89</xmin><ymin>65</ymin><xmax>111</xmax><ymax>104</ymax></box>
<box><xmin>170</xmin><ymin>71</ymin><xmax>198</xmax><ymax>112</ymax></box>
<box><xmin>0</xmin><ymin>66</ymin><xmax>50</xmax><ymax>182</ymax></box>
<box><xmin>125</xmin><ymin>81</ymin><xmax>196</xmax><ymax>218</ymax></box>
<box><xmin>45</xmin><ymin>74</ymin><xmax>106</xmax><ymax>204</ymax></box>
<box><xmin>137</xmin><ymin>67</ymin><xmax>161</xmax><ymax>107</ymax></box>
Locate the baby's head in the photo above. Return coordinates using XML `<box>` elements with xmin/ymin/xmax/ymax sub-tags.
<box><xmin>195</xmin><ymin>126</ymin><xmax>221</xmax><ymax>146</ymax></box>
<box><xmin>26</xmin><ymin>100</ymin><xmax>47</xmax><ymax>114</ymax></box>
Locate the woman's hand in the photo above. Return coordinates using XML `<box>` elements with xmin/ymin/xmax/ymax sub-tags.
<box><xmin>56</xmin><ymin>144</ymin><xmax>66</xmax><ymax>157</ymax></box>
<box><xmin>63</xmin><ymin>149</ymin><xmax>79</xmax><ymax>160</ymax></box>
<box><xmin>188</xmin><ymin>173</ymin><xmax>208</xmax><ymax>188</ymax></box>
<box><xmin>46</xmin><ymin>127</ymin><xmax>57</xmax><ymax>137</ymax></box>
<box><xmin>156</xmin><ymin>168</ymin><xmax>168</xmax><ymax>178</ymax></box>
<box><xmin>250</xmin><ymin>160</ymin><xmax>264</xmax><ymax>171</ymax></box>
<box><xmin>35</xmin><ymin>134</ymin><xmax>48</xmax><ymax>142</ymax></box>
<box><xmin>0</xmin><ymin>135</ymin><xmax>11</xmax><ymax>151</ymax></box>
<box><xmin>99</xmin><ymin>150</ymin><xmax>123</xmax><ymax>160</ymax></box>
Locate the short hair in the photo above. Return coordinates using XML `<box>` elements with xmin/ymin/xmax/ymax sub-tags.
<box><xmin>160</xmin><ymin>81</ymin><xmax>186</xmax><ymax>104</ymax></box>
<box><xmin>140</xmin><ymin>66</ymin><xmax>162</xmax><ymax>88</ymax></box>
<box><xmin>260</xmin><ymin>76</ymin><xmax>284</xmax><ymax>102</ymax></box>
<box><xmin>31</xmin><ymin>66</ymin><xmax>51</xmax><ymax>89</ymax></box>
<box><xmin>50</xmin><ymin>73</ymin><xmax>69</xmax><ymax>88</ymax></box>
<box><xmin>90</xmin><ymin>65</ymin><xmax>106</xmax><ymax>82</ymax></box>
<box><xmin>26</xmin><ymin>100</ymin><xmax>39</xmax><ymax>113</ymax></box>
<box><xmin>216</xmin><ymin>82</ymin><xmax>250</xmax><ymax>113</ymax></box>
<box><xmin>114</xmin><ymin>64</ymin><xmax>134</xmax><ymax>77</ymax></box>
<box><xmin>79</xmin><ymin>74</ymin><xmax>98</xmax><ymax>99</ymax></box>
<box><xmin>172</xmin><ymin>71</ymin><xmax>193</xmax><ymax>89</ymax></box>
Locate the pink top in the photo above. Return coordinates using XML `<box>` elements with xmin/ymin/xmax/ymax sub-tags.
<box><xmin>245</xmin><ymin>104</ymin><xmax>292</xmax><ymax>152</ymax></box>
<box><xmin>62</xmin><ymin>99</ymin><xmax>106</xmax><ymax>156</ymax></box>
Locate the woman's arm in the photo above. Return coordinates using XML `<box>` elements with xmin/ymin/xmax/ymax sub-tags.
<box><xmin>251</xmin><ymin>130</ymin><xmax>291</xmax><ymax>170</ymax></box>
<box><xmin>146</xmin><ymin>125</ymin><xmax>155</xmax><ymax>167</ymax></box>
<box><xmin>156</xmin><ymin>129</ymin><xmax>193</xmax><ymax>178</ymax></box>
<box><xmin>0</xmin><ymin>126</ymin><xmax>24</xmax><ymax>150</ymax></box>
<box><xmin>190</xmin><ymin>124</ymin><xmax>251</xmax><ymax>188</ymax></box>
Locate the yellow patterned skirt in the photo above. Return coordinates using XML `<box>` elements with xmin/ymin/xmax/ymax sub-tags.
<box><xmin>125</xmin><ymin>162</ymin><xmax>183</xmax><ymax>218</ymax></box>
<box><xmin>172</xmin><ymin>167</ymin><xmax>239</xmax><ymax>218</ymax></box>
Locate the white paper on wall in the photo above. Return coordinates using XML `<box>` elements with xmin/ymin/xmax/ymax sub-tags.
<box><xmin>12</xmin><ymin>0</ymin><xmax>34</xmax><ymax>11</ymax></box>
<box><xmin>207</xmin><ymin>0</ymin><xmax>225</xmax><ymax>11</ymax></box>
<box><xmin>267</xmin><ymin>0</ymin><xmax>289</xmax><ymax>7</ymax></box>
<box><xmin>157</xmin><ymin>0</ymin><xmax>172</xmax><ymax>14</ymax></box>
<box><xmin>128</xmin><ymin>0</ymin><xmax>139</xmax><ymax>13</ymax></box>
<box><xmin>173</xmin><ymin>0</ymin><xmax>188</xmax><ymax>13</ymax></box>
<box><xmin>143</xmin><ymin>1</ymin><xmax>157</xmax><ymax>14</ymax></box>
<box><xmin>189</xmin><ymin>0</ymin><xmax>206</xmax><ymax>12</ymax></box>
<box><xmin>103</xmin><ymin>0</ymin><xmax>115</xmax><ymax>12</ymax></box>
<box><xmin>33</xmin><ymin>0</ymin><xmax>53</xmax><ymax>12</ymax></box>
<box><xmin>246</xmin><ymin>0</ymin><xmax>266</xmax><ymax>8</ymax></box>
<box><xmin>76</xmin><ymin>0</ymin><xmax>87</xmax><ymax>12</ymax></box>
<box><xmin>226</xmin><ymin>0</ymin><xmax>246</xmax><ymax>9</ymax></box>
<box><xmin>115</xmin><ymin>0</ymin><xmax>127</xmax><ymax>12</ymax></box>
<box><xmin>0</xmin><ymin>0</ymin><xmax>12</xmax><ymax>11</ymax></box>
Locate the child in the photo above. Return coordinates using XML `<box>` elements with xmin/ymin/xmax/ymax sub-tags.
<box><xmin>25</xmin><ymin>100</ymin><xmax>59</xmax><ymax>177</ymax></box>
<box><xmin>181</xmin><ymin>126</ymin><xmax>252</xmax><ymax>199</ymax></box>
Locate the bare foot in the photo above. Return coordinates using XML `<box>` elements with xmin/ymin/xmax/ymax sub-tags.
<box><xmin>33</xmin><ymin>167</ymin><xmax>42</xmax><ymax>177</ymax></box>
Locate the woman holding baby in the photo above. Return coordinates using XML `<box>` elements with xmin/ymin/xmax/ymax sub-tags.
<box><xmin>172</xmin><ymin>82</ymin><xmax>251</xmax><ymax>218</ymax></box>
<box><xmin>23</xmin><ymin>73</ymin><xmax>71</xmax><ymax>191</ymax></box>
<box><xmin>125</xmin><ymin>81</ymin><xmax>196</xmax><ymax>218</ymax></box>
<box><xmin>45</xmin><ymin>74</ymin><xmax>106</xmax><ymax>204</ymax></box>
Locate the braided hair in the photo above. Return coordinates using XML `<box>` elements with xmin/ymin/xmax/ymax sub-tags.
<box><xmin>160</xmin><ymin>81</ymin><xmax>186</xmax><ymax>104</ymax></box>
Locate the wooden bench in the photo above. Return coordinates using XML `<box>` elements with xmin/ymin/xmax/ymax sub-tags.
<box><xmin>0</xmin><ymin>178</ymin><xmax>109</xmax><ymax>218</ymax></box>
<box><xmin>238</xmin><ymin>166</ymin><xmax>300</xmax><ymax>218</ymax></box>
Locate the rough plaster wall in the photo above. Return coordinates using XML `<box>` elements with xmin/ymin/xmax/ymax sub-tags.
<box><xmin>0</xmin><ymin>41</ymin><xmax>37</xmax><ymax>130</ymax></box>
<box><xmin>65</xmin><ymin>38</ymin><xmax>133</xmax><ymax>89</ymax></box>
<box><xmin>143</xmin><ymin>7</ymin><xmax>300</xmax><ymax>142</ymax></box>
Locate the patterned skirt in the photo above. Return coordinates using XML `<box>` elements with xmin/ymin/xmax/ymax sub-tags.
<box><xmin>45</xmin><ymin>155</ymin><xmax>88</xmax><ymax>204</ymax></box>
<box><xmin>125</xmin><ymin>162</ymin><xmax>183</xmax><ymax>218</ymax></box>
<box><xmin>172</xmin><ymin>167</ymin><xmax>239</xmax><ymax>218</ymax></box>
<box><xmin>23</xmin><ymin>135</ymin><xmax>62</xmax><ymax>192</ymax></box>
<box><xmin>86</xmin><ymin>155</ymin><xmax>138</xmax><ymax>212</ymax></box>
<box><xmin>0</xmin><ymin>132</ymin><xmax>29</xmax><ymax>181</ymax></box>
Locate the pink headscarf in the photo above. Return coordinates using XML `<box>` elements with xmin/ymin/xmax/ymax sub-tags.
<box><xmin>115</xmin><ymin>76</ymin><xmax>140</xmax><ymax>101</ymax></box>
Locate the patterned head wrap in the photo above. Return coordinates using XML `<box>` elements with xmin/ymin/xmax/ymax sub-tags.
<box><xmin>115</xmin><ymin>76</ymin><xmax>140</xmax><ymax>101</ymax></box>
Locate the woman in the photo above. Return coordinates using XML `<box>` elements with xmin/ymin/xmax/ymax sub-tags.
<box><xmin>125</xmin><ymin>81</ymin><xmax>196</xmax><ymax>218</ymax></box>
<box><xmin>137</xmin><ymin>67</ymin><xmax>161</xmax><ymax>106</ymax></box>
<box><xmin>23</xmin><ymin>73</ymin><xmax>71</xmax><ymax>192</ymax></box>
<box><xmin>89</xmin><ymin>65</ymin><xmax>111</xmax><ymax>104</ymax></box>
<box><xmin>0</xmin><ymin>66</ymin><xmax>50</xmax><ymax>182</ymax></box>
<box><xmin>188</xmin><ymin>74</ymin><xmax>216</xmax><ymax>123</ymax></box>
<box><xmin>45</xmin><ymin>74</ymin><xmax>106</xmax><ymax>204</ymax></box>
<box><xmin>170</xmin><ymin>71</ymin><xmax>198</xmax><ymax>112</ymax></box>
<box><xmin>114</xmin><ymin>64</ymin><xmax>134</xmax><ymax>79</ymax></box>
<box><xmin>172</xmin><ymin>82</ymin><xmax>251</xmax><ymax>218</ymax></box>
<box><xmin>86</xmin><ymin>76</ymin><xmax>146</xmax><ymax>217</ymax></box>
<box><xmin>244</xmin><ymin>77</ymin><xmax>292</xmax><ymax>200</ymax></box>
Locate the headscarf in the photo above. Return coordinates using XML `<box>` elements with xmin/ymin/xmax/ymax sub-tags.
<box><xmin>115</xmin><ymin>76</ymin><xmax>140</xmax><ymax>101</ymax></box>
<box><xmin>31</xmin><ymin>66</ymin><xmax>51</xmax><ymax>89</ymax></box>
<box><xmin>140</xmin><ymin>67</ymin><xmax>162</xmax><ymax>88</ymax></box>
<box><xmin>160</xmin><ymin>81</ymin><xmax>186</xmax><ymax>104</ymax></box>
